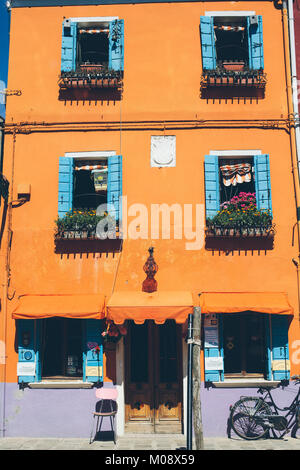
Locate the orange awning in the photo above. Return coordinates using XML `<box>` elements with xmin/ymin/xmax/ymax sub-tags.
<box><xmin>106</xmin><ymin>291</ymin><xmax>194</xmax><ymax>324</ymax></box>
<box><xmin>199</xmin><ymin>292</ymin><xmax>294</xmax><ymax>316</ymax></box>
<box><xmin>12</xmin><ymin>294</ymin><xmax>106</xmax><ymax>320</ymax></box>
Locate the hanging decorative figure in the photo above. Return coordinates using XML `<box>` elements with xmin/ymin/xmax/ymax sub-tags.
<box><xmin>142</xmin><ymin>247</ymin><xmax>158</xmax><ymax>293</ymax></box>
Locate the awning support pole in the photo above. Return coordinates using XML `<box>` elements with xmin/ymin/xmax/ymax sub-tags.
<box><xmin>187</xmin><ymin>313</ymin><xmax>193</xmax><ymax>450</ymax></box>
<box><xmin>192</xmin><ymin>306</ymin><xmax>204</xmax><ymax>450</ymax></box>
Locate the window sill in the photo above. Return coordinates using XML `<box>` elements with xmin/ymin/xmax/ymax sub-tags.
<box><xmin>201</xmin><ymin>69</ymin><xmax>267</xmax><ymax>89</ymax></box>
<box><xmin>28</xmin><ymin>380</ymin><xmax>94</xmax><ymax>389</ymax></box>
<box><xmin>211</xmin><ymin>379</ymin><xmax>280</xmax><ymax>389</ymax></box>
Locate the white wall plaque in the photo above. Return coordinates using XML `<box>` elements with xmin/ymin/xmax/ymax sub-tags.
<box><xmin>205</xmin><ymin>356</ymin><xmax>224</xmax><ymax>371</ymax></box>
<box><xmin>17</xmin><ymin>362</ymin><xmax>36</xmax><ymax>376</ymax></box>
<box><xmin>204</xmin><ymin>327</ymin><xmax>219</xmax><ymax>348</ymax></box>
<box><xmin>151</xmin><ymin>135</ymin><xmax>176</xmax><ymax>167</ymax></box>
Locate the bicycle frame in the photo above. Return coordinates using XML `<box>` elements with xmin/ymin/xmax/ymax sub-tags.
<box><xmin>258</xmin><ymin>384</ymin><xmax>300</xmax><ymax>434</ymax></box>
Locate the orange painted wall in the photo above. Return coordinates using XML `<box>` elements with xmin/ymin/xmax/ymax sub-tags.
<box><xmin>1</xmin><ymin>1</ymin><xmax>300</xmax><ymax>383</ymax></box>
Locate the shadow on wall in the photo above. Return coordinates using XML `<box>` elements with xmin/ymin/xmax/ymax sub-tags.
<box><xmin>58</xmin><ymin>88</ymin><xmax>122</xmax><ymax>103</ymax></box>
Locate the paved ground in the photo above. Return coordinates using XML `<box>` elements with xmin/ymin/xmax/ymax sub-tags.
<box><xmin>0</xmin><ymin>434</ymin><xmax>298</xmax><ymax>450</ymax></box>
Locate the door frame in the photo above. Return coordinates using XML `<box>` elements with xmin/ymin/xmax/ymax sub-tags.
<box><xmin>115</xmin><ymin>322</ymin><xmax>187</xmax><ymax>436</ymax></box>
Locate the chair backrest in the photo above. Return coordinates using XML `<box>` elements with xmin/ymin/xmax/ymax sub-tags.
<box><xmin>95</xmin><ymin>399</ymin><xmax>118</xmax><ymax>414</ymax></box>
<box><xmin>95</xmin><ymin>387</ymin><xmax>118</xmax><ymax>400</ymax></box>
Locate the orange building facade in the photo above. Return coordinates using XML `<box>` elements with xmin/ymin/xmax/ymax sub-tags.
<box><xmin>0</xmin><ymin>0</ymin><xmax>300</xmax><ymax>438</ymax></box>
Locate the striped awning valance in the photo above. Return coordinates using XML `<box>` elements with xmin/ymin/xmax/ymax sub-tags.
<box><xmin>79</xmin><ymin>29</ymin><xmax>109</xmax><ymax>34</ymax></box>
<box><xmin>220</xmin><ymin>162</ymin><xmax>252</xmax><ymax>187</ymax></box>
<box><xmin>75</xmin><ymin>164</ymin><xmax>107</xmax><ymax>171</ymax></box>
<box><xmin>214</xmin><ymin>25</ymin><xmax>245</xmax><ymax>32</ymax></box>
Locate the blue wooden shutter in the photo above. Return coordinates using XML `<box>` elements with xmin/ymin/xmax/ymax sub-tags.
<box><xmin>84</xmin><ymin>319</ymin><xmax>104</xmax><ymax>383</ymax></box>
<box><xmin>270</xmin><ymin>315</ymin><xmax>290</xmax><ymax>380</ymax></box>
<box><xmin>58</xmin><ymin>157</ymin><xmax>74</xmax><ymax>218</ymax></box>
<box><xmin>247</xmin><ymin>16</ymin><xmax>264</xmax><ymax>70</ymax></box>
<box><xmin>18</xmin><ymin>320</ymin><xmax>40</xmax><ymax>384</ymax></box>
<box><xmin>204</xmin><ymin>155</ymin><xmax>220</xmax><ymax>220</ymax></box>
<box><xmin>107</xmin><ymin>155</ymin><xmax>122</xmax><ymax>223</ymax></box>
<box><xmin>200</xmin><ymin>16</ymin><xmax>217</xmax><ymax>70</ymax></box>
<box><xmin>109</xmin><ymin>19</ymin><xmax>124</xmax><ymax>72</ymax></box>
<box><xmin>61</xmin><ymin>20</ymin><xmax>77</xmax><ymax>72</ymax></box>
<box><xmin>254</xmin><ymin>154</ymin><xmax>272</xmax><ymax>214</ymax></box>
<box><xmin>204</xmin><ymin>314</ymin><xmax>224</xmax><ymax>383</ymax></box>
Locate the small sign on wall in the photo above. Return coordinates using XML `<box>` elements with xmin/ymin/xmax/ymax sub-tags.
<box><xmin>86</xmin><ymin>366</ymin><xmax>103</xmax><ymax>377</ymax></box>
<box><xmin>17</xmin><ymin>362</ymin><xmax>36</xmax><ymax>377</ymax></box>
<box><xmin>205</xmin><ymin>356</ymin><xmax>224</xmax><ymax>371</ymax></box>
<box><xmin>272</xmin><ymin>360</ymin><xmax>290</xmax><ymax>371</ymax></box>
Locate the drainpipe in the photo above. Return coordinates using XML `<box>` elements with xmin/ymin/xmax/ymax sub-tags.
<box><xmin>282</xmin><ymin>0</ymin><xmax>300</xmax><ymax>322</ymax></box>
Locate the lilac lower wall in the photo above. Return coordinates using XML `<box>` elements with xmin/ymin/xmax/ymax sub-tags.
<box><xmin>0</xmin><ymin>382</ymin><xmax>297</xmax><ymax>438</ymax></box>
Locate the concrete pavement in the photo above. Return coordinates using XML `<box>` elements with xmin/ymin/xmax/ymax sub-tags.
<box><xmin>0</xmin><ymin>434</ymin><xmax>299</xmax><ymax>450</ymax></box>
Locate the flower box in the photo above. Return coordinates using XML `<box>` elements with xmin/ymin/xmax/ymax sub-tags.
<box><xmin>206</xmin><ymin>192</ymin><xmax>275</xmax><ymax>239</ymax></box>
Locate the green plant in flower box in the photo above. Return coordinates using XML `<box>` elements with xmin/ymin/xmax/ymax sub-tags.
<box><xmin>55</xmin><ymin>209</ymin><xmax>115</xmax><ymax>234</ymax></box>
<box><xmin>206</xmin><ymin>192</ymin><xmax>273</xmax><ymax>230</ymax></box>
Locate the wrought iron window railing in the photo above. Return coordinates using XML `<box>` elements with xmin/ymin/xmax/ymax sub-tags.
<box><xmin>58</xmin><ymin>67</ymin><xmax>123</xmax><ymax>90</ymax></box>
<box><xmin>201</xmin><ymin>69</ymin><xmax>267</xmax><ymax>90</ymax></box>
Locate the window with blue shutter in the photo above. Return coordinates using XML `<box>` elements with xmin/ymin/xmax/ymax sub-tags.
<box><xmin>200</xmin><ymin>14</ymin><xmax>264</xmax><ymax>82</ymax></box>
<box><xmin>204</xmin><ymin>153</ymin><xmax>272</xmax><ymax>224</ymax></box>
<box><xmin>60</xmin><ymin>18</ymin><xmax>124</xmax><ymax>74</ymax></box>
<box><xmin>58</xmin><ymin>157</ymin><xmax>74</xmax><ymax>218</ymax></box>
<box><xmin>254</xmin><ymin>154</ymin><xmax>272</xmax><ymax>214</ymax></box>
<box><xmin>84</xmin><ymin>319</ymin><xmax>104</xmax><ymax>383</ymax></box>
<box><xmin>61</xmin><ymin>20</ymin><xmax>77</xmax><ymax>72</ymax></box>
<box><xmin>57</xmin><ymin>155</ymin><xmax>122</xmax><ymax>232</ymax></box>
<box><xmin>269</xmin><ymin>315</ymin><xmax>290</xmax><ymax>381</ymax></box>
<box><xmin>204</xmin><ymin>314</ymin><xmax>224</xmax><ymax>383</ymax></box>
<box><xmin>200</xmin><ymin>16</ymin><xmax>217</xmax><ymax>70</ymax></box>
<box><xmin>109</xmin><ymin>20</ymin><xmax>124</xmax><ymax>72</ymax></box>
<box><xmin>18</xmin><ymin>320</ymin><xmax>41</xmax><ymax>384</ymax></box>
<box><xmin>247</xmin><ymin>16</ymin><xmax>264</xmax><ymax>70</ymax></box>
<box><xmin>107</xmin><ymin>155</ymin><xmax>122</xmax><ymax>223</ymax></box>
<box><xmin>204</xmin><ymin>155</ymin><xmax>220</xmax><ymax>220</ymax></box>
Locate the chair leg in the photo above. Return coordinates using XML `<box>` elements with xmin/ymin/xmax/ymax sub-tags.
<box><xmin>89</xmin><ymin>416</ymin><xmax>96</xmax><ymax>445</ymax></box>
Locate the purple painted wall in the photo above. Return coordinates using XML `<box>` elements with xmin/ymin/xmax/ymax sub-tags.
<box><xmin>1</xmin><ymin>382</ymin><xmax>298</xmax><ymax>438</ymax></box>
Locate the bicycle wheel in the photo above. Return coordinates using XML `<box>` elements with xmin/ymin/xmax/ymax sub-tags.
<box><xmin>291</xmin><ymin>423</ymin><xmax>300</xmax><ymax>439</ymax></box>
<box><xmin>230</xmin><ymin>397</ymin><xmax>272</xmax><ymax>440</ymax></box>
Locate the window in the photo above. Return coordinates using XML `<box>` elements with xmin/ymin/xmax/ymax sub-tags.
<box><xmin>73</xmin><ymin>159</ymin><xmax>108</xmax><ymax>210</ymax></box>
<box><xmin>42</xmin><ymin>318</ymin><xmax>83</xmax><ymax>378</ymax></box>
<box><xmin>204</xmin><ymin>314</ymin><xmax>290</xmax><ymax>383</ymax></box>
<box><xmin>200</xmin><ymin>14</ymin><xmax>266</xmax><ymax>92</ymax></box>
<box><xmin>17</xmin><ymin>319</ymin><xmax>104</xmax><ymax>385</ymax></box>
<box><xmin>200</xmin><ymin>14</ymin><xmax>264</xmax><ymax>71</ymax></box>
<box><xmin>57</xmin><ymin>154</ymin><xmax>122</xmax><ymax>232</ymax></box>
<box><xmin>60</xmin><ymin>17</ymin><xmax>124</xmax><ymax>90</ymax></box>
<box><xmin>204</xmin><ymin>153</ymin><xmax>273</xmax><ymax>232</ymax></box>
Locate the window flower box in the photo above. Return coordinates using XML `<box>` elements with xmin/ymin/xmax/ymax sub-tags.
<box><xmin>55</xmin><ymin>209</ymin><xmax>117</xmax><ymax>240</ymax></box>
<box><xmin>206</xmin><ymin>192</ymin><xmax>275</xmax><ymax>239</ymax></box>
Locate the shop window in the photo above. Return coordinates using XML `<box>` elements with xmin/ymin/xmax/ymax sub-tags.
<box><xmin>223</xmin><ymin>313</ymin><xmax>265</xmax><ymax>377</ymax></box>
<box><xmin>204</xmin><ymin>314</ymin><xmax>290</xmax><ymax>383</ymax></box>
<box><xmin>17</xmin><ymin>319</ymin><xmax>104</xmax><ymax>385</ymax></box>
<box><xmin>42</xmin><ymin>318</ymin><xmax>83</xmax><ymax>378</ymax></box>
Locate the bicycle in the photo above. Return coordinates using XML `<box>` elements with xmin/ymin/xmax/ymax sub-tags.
<box><xmin>228</xmin><ymin>375</ymin><xmax>300</xmax><ymax>440</ymax></box>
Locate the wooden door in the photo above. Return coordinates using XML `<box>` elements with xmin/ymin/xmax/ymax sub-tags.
<box><xmin>125</xmin><ymin>320</ymin><xmax>183</xmax><ymax>433</ymax></box>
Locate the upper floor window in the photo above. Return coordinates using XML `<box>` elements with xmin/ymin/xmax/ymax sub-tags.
<box><xmin>204</xmin><ymin>153</ymin><xmax>274</xmax><ymax>240</ymax></box>
<box><xmin>59</xmin><ymin>18</ymin><xmax>124</xmax><ymax>93</ymax></box>
<box><xmin>56</xmin><ymin>154</ymin><xmax>122</xmax><ymax>240</ymax></box>
<box><xmin>200</xmin><ymin>14</ymin><xmax>266</xmax><ymax>94</ymax></box>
